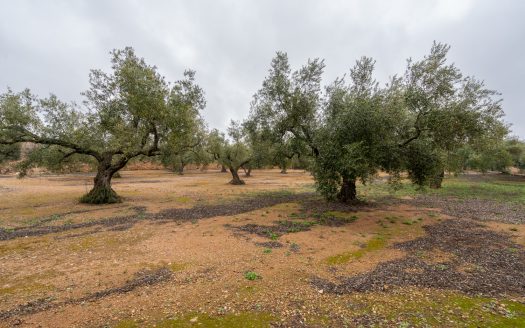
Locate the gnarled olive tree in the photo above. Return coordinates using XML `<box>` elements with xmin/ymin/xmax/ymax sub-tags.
<box><xmin>249</xmin><ymin>44</ymin><xmax>507</xmax><ymax>202</ymax></box>
<box><xmin>0</xmin><ymin>48</ymin><xmax>204</xmax><ymax>203</ymax></box>
<box><xmin>206</xmin><ymin>122</ymin><xmax>252</xmax><ymax>185</ymax></box>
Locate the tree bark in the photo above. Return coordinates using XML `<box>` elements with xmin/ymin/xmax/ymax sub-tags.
<box><xmin>429</xmin><ymin>170</ymin><xmax>444</xmax><ymax>189</ymax></box>
<box><xmin>280</xmin><ymin>162</ymin><xmax>287</xmax><ymax>174</ymax></box>
<box><xmin>337</xmin><ymin>176</ymin><xmax>357</xmax><ymax>203</ymax></box>
<box><xmin>80</xmin><ymin>160</ymin><xmax>120</xmax><ymax>204</ymax></box>
<box><xmin>229</xmin><ymin>167</ymin><xmax>245</xmax><ymax>185</ymax></box>
<box><xmin>178</xmin><ymin>161</ymin><xmax>185</xmax><ymax>175</ymax></box>
<box><xmin>221</xmin><ymin>165</ymin><xmax>227</xmax><ymax>173</ymax></box>
<box><xmin>242</xmin><ymin>165</ymin><xmax>252</xmax><ymax>177</ymax></box>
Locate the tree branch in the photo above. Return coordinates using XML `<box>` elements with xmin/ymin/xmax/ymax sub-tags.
<box><xmin>0</xmin><ymin>132</ymin><xmax>103</xmax><ymax>161</ymax></box>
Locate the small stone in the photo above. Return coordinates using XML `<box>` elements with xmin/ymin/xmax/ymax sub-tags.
<box><xmin>189</xmin><ymin>316</ymin><xmax>198</xmax><ymax>323</ymax></box>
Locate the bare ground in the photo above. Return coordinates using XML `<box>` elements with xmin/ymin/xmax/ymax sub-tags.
<box><xmin>0</xmin><ymin>170</ymin><xmax>524</xmax><ymax>327</ymax></box>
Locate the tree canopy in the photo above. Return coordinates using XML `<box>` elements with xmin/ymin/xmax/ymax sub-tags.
<box><xmin>249</xmin><ymin>43</ymin><xmax>507</xmax><ymax>202</ymax></box>
<box><xmin>0</xmin><ymin>42</ymin><xmax>512</xmax><ymax>204</ymax></box>
<box><xmin>0</xmin><ymin>47</ymin><xmax>205</xmax><ymax>203</ymax></box>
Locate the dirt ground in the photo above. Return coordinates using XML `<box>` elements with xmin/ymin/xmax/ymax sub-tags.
<box><xmin>0</xmin><ymin>170</ymin><xmax>524</xmax><ymax>327</ymax></box>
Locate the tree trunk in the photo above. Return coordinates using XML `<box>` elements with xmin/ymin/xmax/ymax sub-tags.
<box><xmin>429</xmin><ymin>170</ymin><xmax>444</xmax><ymax>189</ymax></box>
<box><xmin>242</xmin><ymin>165</ymin><xmax>252</xmax><ymax>177</ymax></box>
<box><xmin>338</xmin><ymin>176</ymin><xmax>357</xmax><ymax>203</ymax></box>
<box><xmin>178</xmin><ymin>161</ymin><xmax>185</xmax><ymax>175</ymax></box>
<box><xmin>280</xmin><ymin>162</ymin><xmax>287</xmax><ymax>174</ymax></box>
<box><xmin>221</xmin><ymin>165</ymin><xmax>227</xmax><ymax>173</ymax></box>
<box><xmin>80</xmin><ymin>161</ymin><xmax>120</xmax><ymax>204</ymax></box>
<box><xmin>229</xmin><ymin>167</ymin><xmax>245</xmax><ymax>185</ymax></box>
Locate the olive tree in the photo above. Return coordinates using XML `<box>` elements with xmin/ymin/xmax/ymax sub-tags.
<box><xmin>313</xmin><ymin>57</ymin><xmax>405</xmax><ymax>201</ymax></box>
<box><xmin>160</xmin><ymin>71</ymin><xmax>207</xmax><ymax>175</ymax></box>
<box><xmin>250</xmin><ymin>44</ymin><xmax>506</xmax><ymax>202</ymax></box>
<box><xmin>0</xmin><ymin>144</ymin><xmax>20</xmax><ymax>164</ymax></box>
<box><xmin>206</xmin><ymin>122</ymin><xmax>252</xmax><ymax>185</ymax></box>
<box><xmin>0</xmin><ymin>48</ymin><xmax>205</xmax><ymax>203</ymax></box>
<box><xmin>505</xmin><ymin>138</ymin><xmax>525</xmax><ymax>170</ymax></box>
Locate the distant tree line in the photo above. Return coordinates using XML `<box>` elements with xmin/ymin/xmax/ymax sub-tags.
<box><xmin>0</xmin><ymin>43</ymin><xmax>517</xmax><ymax>203</ymax></box>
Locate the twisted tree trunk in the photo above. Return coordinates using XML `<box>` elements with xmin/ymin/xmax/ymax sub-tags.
<box><xmin>338</xmin><ymin>176</ymin><xmax>357</xmax><ymax>203</ymax></box>
<box><xmin>80</xmin><ymin>157</ymin><xmax>121</xmax><ymax>204</ymax></box>
<box><xmin>229</xmin><ymin>167</ymin><xmax>245</xmax><ymax>185</ymax></box>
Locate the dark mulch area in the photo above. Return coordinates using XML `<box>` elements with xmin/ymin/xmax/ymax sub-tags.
<box><xmin>401</xmin><ymin>196</ymin><xmax>525</xmax><ymax>224</ymax></box>
<box><xmin>0</xmin><ymin>268</ymin><xmax>172</xmax><ymax>320</ymax></box>
<box><xmin>232</xmin><ymin>220</ymin><xmax>316</xmax><ymax>239</ymax></box>
<box><xmin>312</xmin><ymin>219</ymin><xmax>525</xmax><ymax>297</ymax></box>
<box><xmin>230</xmin><ymin>201</ymin><xmax>365</xmax><ymax>240</ymax></box>
<box><xmin>0</xmin><ymin>193</ymin><xmax>314</xmax><ymax>241</ymax></box>
<box><xmin>255</xmin><ymin>241</ymin><xmax>284</xmax><ymax>248</ymax></box>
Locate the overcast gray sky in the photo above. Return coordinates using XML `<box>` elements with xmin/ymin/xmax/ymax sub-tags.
<box><xmin>1</xmin><ymin>0</ymin><xmax>524</xmax><ymax>137</ymax></box>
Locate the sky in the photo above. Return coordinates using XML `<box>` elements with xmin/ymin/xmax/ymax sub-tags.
<box><xmin>1</xmin><ymin>0</ymin><xmax>524</xmax><ymax>138</ymax></box>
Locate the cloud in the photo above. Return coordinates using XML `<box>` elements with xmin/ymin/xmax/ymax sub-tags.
<box><xmin>0</xmin><ymin>0</ymin><xmax>523</xmax><ymax>137</ymax></box>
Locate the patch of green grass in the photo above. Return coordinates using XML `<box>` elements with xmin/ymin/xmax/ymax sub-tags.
<box><xmin>315</xmin><ymin>211</ymin><xmax>358</xmax><ymax>226</ymax></box>
<box><xmin>432</xmin><ymin>176</ymin><xmax>525</xmax><ymax>203</ymax></box>
<box><xmin>113</xmin><ymin>319</ymin><xmax>138</xmax><ymax>328</ymax></box>
<box><xmin>263</xmin><ymin>248</ymin><xmax>272</xmax><ymax>254</ymax></box>
<box><xmin>323</xmin><ymin>211</ymin><xmax>358</xmax><ymax>221</ymax></box>
<box><xmin>359</xmin><ymin>174</ymin><xmax>525</xmax><ymax>205</ymax></box>
<box><xmin>69</xmin><ymin>232</ymin><xmax>152</xmax><ymax>252</ymax></box>
<box><xmin>244</xmin><ymin>271</ymin><xmax>261</xmax><ymax>281</ymax></box>
<box><xmin>347</xmin><ymin>289</ymin><xmax>525</xmax><ymax>327</ymax></box>
<box><xmin>359</xmin><ymin>180</ymin><xmax>420</xmax><ymax>200</ymax></box>
<box><xmin>326</xmin><ymin>234</ymin><xmax>388</xmax><ymax>265</ymax></box>
<box><xmin>174</xmin><ymin>196</ymin><xmax>192</xmax><ymax>203</ymax></box>
<box><xmin>277</xmin><ymin>220</ymin><xmax>317</xmax><ymax>233</ymax></box>
<box><xmin>0</xmin><ymin>269</ymin><xmax>57</xmax><ymax>296</ymax></box>
<box><xmin>168</xmin><ymin>262</ymin><xmax>188</xmax><ymax>272</ymax></box>
<box><xmin>0</xmin><ymin>237</ymin><xmax>52</xmax><ymax>256</ymax></box>
<box><xmin>266</xmin><ymin>231</ymin><xmax>279</xmax><ymax>240</ymax></box>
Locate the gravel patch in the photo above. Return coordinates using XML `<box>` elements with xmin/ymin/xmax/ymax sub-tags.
<box><xmin>403</xmin><ymin>196</ymin><xmax>525</xmax><ymax>224</ymax></box>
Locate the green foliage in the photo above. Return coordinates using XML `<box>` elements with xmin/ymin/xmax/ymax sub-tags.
<box><xmin>249</xmin><ymin>43</ymin><xmax>507</xmax><ymax>201</ymax></box>
<box><xmin>160</xmin><ymin>70</ymin><xmax>208</xmax><ymax>174</ymax></box>
<box><xmin>505</xmin><ymin>137</ymin><xmax>525</xmax><ymax>169</ymax></box>
<box><xmin>0</xmin><ymin>47</ymin><xmax>204</xmax><ymax>203</ymax></box>
<box><xmin>404</xmin><ymin>140</ymin><xmax>444</xmax><ymax>187</ymax></box>
<box><xmin>206</xmin><ymin>122</ymin><xmax>252</xmax><ymax>184</ymax></box>
<box><xmin>0</xmin><ymin>143</ymin><xmax>20</xmax><ymax>164</ymax></box>
<box><xmin>243</xmin><ymin>271</ymin><xmax>261</xmax><ymax>281</ymax></box>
